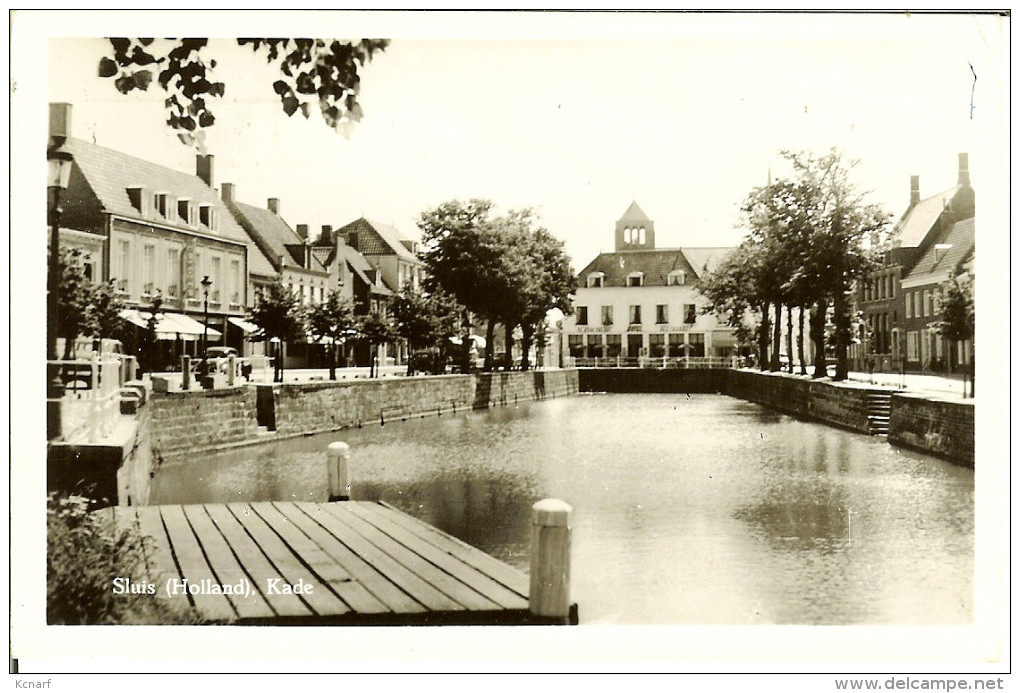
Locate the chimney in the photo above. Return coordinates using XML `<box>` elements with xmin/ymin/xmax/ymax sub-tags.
<box><xmin>910</xmin><ymin>175</ymin><xmax>920</xmax><ymax>206</ymax></box>
<box><xmin>320</xmin><ymin>225</ymin><xmax>333</xmax><ymax>246</ymax></box>
<box><xmin>220</xmin><ymin>182</ymin><xmax>235</xmax><ymax>203</ymax></box>
<box><xmin>268</xmin><ymin>198</ymin><xmax>280</xmax><ymax>215</ymax></box>
<box><xmin>296</xmin><ymin>224</ymin><xmax>308</xmax><ymax>240</ymax></box>
<box><xmin>49</xmin><ymin>103</ymin><xmax>72</xmax><ymax>145</ymax></box>
<box><xmin>196</xmin><ymin>154</ymin><xmax>214</xmax><ymax>187</ymax></box>
<box><xmin>958</xmin><ymin>153</ymin><xmax>970</xmax><ymax>187</ymax></box>
<box><xmin>305</xmin><ymin>241</ymin><xmax>312</xmax><ymax>269</ymax></box>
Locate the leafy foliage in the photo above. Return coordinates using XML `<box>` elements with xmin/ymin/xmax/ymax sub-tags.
<box><xmin>356</xmin><ymin>309</ymin><xmax>396</xmax><ymax>378</ymax></box>
<box><xmin>47</xmin><ymin>493</ymin><xmax>198</xmax><ymax>625</ymax></box>
<box><xmin>305</xmin><ymin>290</ymin><xmax>358</xmax><ymax>380</ymax></box>
<box><xmin>936</xmin><ymin>276</ymin><xmax>975</xmax><ymax>344</ymax></box>
<box><xmin>99</xmin><ymin>38</ymin><xmax>388</xmax><ymax>149</ymax></box>
<box><xmin>249</xmin><ymin>279</ymin><xmax>304</xmax><ymax>382</ymax></box>
<box><xmin>388</xmin><ymin>284</ymin><xmax>461</xmax><ymax>375</ymax></box>
<box><xmin>54</xmin><ymin>247</ymin><xmax>126</xmax><ymax>358</ymax></box>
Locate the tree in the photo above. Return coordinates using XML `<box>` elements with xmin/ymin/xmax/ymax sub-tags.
<box><xmin>418</xmin><ymin>199</ymin><xmax>515</xmax><ymax>371</ymax></box>
<box><xmin>388</xmin><ymin>285</ymin><xmax>460</xmax><ymax>376</ymax></box>
<box><xmin>306</xmin><ymin>291</ymin><xmax>358</xmax><ymax>381</ymax></box>
<box><xmin>136</xmin><ymin>292</ymin><xmax>165</xmax><ymax>374</ymax></box>
<box><xmin>54</xmin><ymin>247</ymin><xmax>94</xmax><ymax>359</ymax></box>
<box><xmin>84</xmin><ymin>279</ymin><xmax>127</xmax><ymax>344</ymax></box>
<box><xmin>936</xmin><ymin>274</ymin><xmax>975</xmax><ymax>395</ymax></box>
<box><xmin>98</xmin><ymin>38</ymin><xmax>389</xmax><ymax>149</ymax></box>
<box><xmin>357</xmin><ymin>309</ymin><xmax>396</xmax><ymax>379</ymax></box>
<box><xmin>699</xmin><ymin>240</ymin><xmax>771</xmax><ymax>370</ymax></box>
<box><xmin>249</xmin><ymin>280</ymin><xmax>304</xmax><ymax>382</ymax></box>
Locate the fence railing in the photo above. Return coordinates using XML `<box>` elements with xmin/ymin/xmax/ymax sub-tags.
<box><xmin>568</xmin><ymin>355</ymin><xmax>740</xmax><ymax>369</ymax></box>
<box><xmin>48</xmin><ymin>355</ymin><xmax>124</xmax><ymax>442</ymax></box>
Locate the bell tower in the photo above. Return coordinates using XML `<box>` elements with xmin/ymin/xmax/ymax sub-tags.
<box><xmin>614</xmin><ymin>201</ymin><xmax>655</xmax><ymax>251</ymax></box>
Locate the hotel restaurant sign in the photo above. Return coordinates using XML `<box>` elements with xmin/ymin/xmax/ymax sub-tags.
<box><xmin>577</xmin><ymin>324</ymin><xmax>695</xmax><ymax>334</ymax></box>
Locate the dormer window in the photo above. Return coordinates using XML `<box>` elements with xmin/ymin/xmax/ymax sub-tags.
<box><xmin>668</xmin><ymin>270</ymin><xmax>687</xmax><ymax>286</ymax></box>
<box><xmin>199</xmin><ymin>204</ymin><xmax>217</xmax><ymax>230</ymax></box>
<box><xmin>178</xmin><ymin>199</ymin><xmax>197</xmax><ymax>226</ymax></box>
<box><xmin>627</xmin><ymin>272</ymin><xmax>644</xmax><ymax>287</ymax></box>
<box><xmin>126</xmin><ymin>186</ymin><xmax>150</xmax><ymax>216</ymax></box>
<box><xmin>587</xmin><ymin>272</ymin><xmax>605</xmax><ymax>288</ymax></box>
<box><xmin>154</xmin><ymin>193</ymin><xmax>170</xmax><ymax>218</ymax></box>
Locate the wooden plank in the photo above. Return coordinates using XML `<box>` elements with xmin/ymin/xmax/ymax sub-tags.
<box><xmin>243</xmin><ymin>502</ymin><xmax>355</xmax><ymax>617</ymax></box>
<box><xmin>350</xmin><ymin>502</ymin><xmax>528</xmax><ymax>610</ymax></box>
<box><xmin>206</xmin><ymin>503</ymin><xmax>311</xmax><ymax>619</ymax></box>
<box><xmin>268</xmin><ymin>502</ymin><xmax>396</xmax><ymax>615</ymax></box>
<box><xmin>181</xmin><ymin>505</ymin><xmax>274</xmax><ymax>619</ymax></box>
<box><xmin>299</xmin><ymin>503</ymin><xmax>465</xmax><ymax>612</ymax></box>
<box><xmin>134</xmin><ymin>507</ymin><xmax>183</xmax><ymax>600</ymax></box>
<box><xmin>374</xmin><ymin>501</ymin><xmax>530</xmax><ymax>597</ymax></box>
<box><xmin>157</xmin><ymin>505</ymin><xmax>237</xmax><ymax>621</ymax></box>
<box><xmin>319</xmin><ymin>503</ymin><xmax>499</xmax><ymax>612</ymax></box>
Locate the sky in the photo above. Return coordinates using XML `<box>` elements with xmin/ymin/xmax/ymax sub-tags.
<box><xmin>27</xmin><ymin>10</ymin><xmax>1007</xmax><ymax>271</ymax></box>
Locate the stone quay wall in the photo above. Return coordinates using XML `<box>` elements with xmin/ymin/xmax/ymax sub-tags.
<box><xmin>887</xmin><ymin>392</ymin><xmax>975</xmax><ymax>467</ymax></box>
<box><xmin>148</xmin><ymin>370</ymin><xmax>578</xmax><ymax>457</ymax></box>
<box><xmin>149</xmin><ymin>385</ymin><xmax>260</xmax><ymax>460</ymax></box>
<box><xmin>578</xmin><ymin>368</ymin><xmax>729</xmax><ymax>394</ymax></box>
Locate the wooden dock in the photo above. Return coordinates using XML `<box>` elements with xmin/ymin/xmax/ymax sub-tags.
<box><xmin>104</xmin><ymin>500</ymin><xmax>576</xmax><ymax>625</ymax></box>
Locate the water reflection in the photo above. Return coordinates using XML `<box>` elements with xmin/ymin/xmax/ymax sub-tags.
<box><xmin>151</xmin><ymin>393</ymin><xmax>973</xmax><ymax>625</ymax></box>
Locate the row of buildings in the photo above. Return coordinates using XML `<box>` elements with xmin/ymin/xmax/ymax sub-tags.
<box><xmin>559</xmin><ymin>154</ymin><xmax>976</xmax><ymax>375</ymax></box>
<box><xmin>50</xmin><ymin>103</ymin><xmax>423</xmax><ymax>370</ymax></box>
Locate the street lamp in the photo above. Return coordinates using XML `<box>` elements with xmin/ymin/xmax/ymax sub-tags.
<box><xmin>200</xmin><ymin>275</ymin><xmax>212</xmax><ymax>380</ymax></box>
<box><xmin>47</xmin><ymin>146</ymin><xmax>74</xmax><ymax>440</ymax></box>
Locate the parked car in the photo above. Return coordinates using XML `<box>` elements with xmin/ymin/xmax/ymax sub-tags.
<box><xmin>195</xmin><ymin>347</ymin><xmax>240</xmax><ymax>377</ymax></box>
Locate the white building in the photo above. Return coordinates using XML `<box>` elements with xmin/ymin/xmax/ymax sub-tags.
<box><xmin>561</xmin><ymin>202</ymin><xmax>736</xmax><ymax>364</ymax></box>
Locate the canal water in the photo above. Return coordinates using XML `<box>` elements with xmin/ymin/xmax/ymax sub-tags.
<box><xmin>151</xmin><ymin>393</ymin><xmax>974</xmax><ymax>625</ymax></box>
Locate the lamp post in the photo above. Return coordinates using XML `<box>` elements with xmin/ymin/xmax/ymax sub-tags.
<box><xmin>200</xmin><ymin>275</ymin><xmax>212</xmax><ymax>380</ymax></box>
<box><xmin>47</xmin><ymin>146</ymin><xmax>74</xmax><ymax>440</ymax></box>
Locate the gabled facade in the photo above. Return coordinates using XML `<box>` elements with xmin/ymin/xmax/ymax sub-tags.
<box><xmin>900</xmin><ymin>217</ymin><xmax>975</xmax><ymax>372</ymax></box>
<box><xmin>853</xmin><ymin>153</ymin><xmax>975</xmax><ymax>371</ymax></box>
<box><xmin>56</xmin><ymin>105</ymin><xmax>250</xmax><ymax>364</ymax></box>
<box><xmin>337</xmin><ymin>217</ymin><xmax>423</xmax><ymax>295</ymax></box>
<box><xmin>561</xmin><ymin>203</ymin><xmax>735</xmax><ymax>363</ymax></box>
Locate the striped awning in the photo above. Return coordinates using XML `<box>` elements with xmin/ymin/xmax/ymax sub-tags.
<box><xmin>120</xmin><ymin>310</ymin><xmax>221</xmax><ymax>340</ymax></box>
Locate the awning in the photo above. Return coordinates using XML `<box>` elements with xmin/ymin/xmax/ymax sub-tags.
<box><xmin>228</xmin><ymin>316</ymin><xmax>261</xmax><ymax>334</ymax></box>
<box><xmin>121</xmin><ymin>309</ymin><xmax>221</xmax><ymax>339</ymax></box>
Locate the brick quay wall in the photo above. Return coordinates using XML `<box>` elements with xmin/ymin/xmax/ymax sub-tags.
<box><xmin>149</xmin><ymin>369</ymin><xmax>579</xmax><ymax>460</ymax></box>
<box><xmin>887</xmin><ymin>392</ymin><xmax>975</xmax><ymax>467</ymax></box>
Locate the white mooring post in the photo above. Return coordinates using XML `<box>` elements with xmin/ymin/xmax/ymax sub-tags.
<box><xmin>529</xmin><ymin>498</ymin><xmax>572</xmax><ymax>622</ymax></box>
<box><xmin>326</xmin><ymin>441</ymin><xmax>351</xmax><ymax>501</ymax></box>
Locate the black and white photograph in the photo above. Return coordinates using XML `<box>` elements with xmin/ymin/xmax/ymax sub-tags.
<box><xmin>11</xmin><ymin>8</ymin><xmax>1011</xmax><ymax>684</ymax></box>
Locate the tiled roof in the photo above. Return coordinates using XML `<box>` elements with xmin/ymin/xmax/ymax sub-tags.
<box><xmin>576</xmin><ymin>247</ymin><xmax>733</xmax><ymax>288</ymax></box>
<box><xmin>227</xmin><ymin>199</ymin><xmax>327</xmax><ymax>274</ymax></box>
<box><xmin>340</xmin><ymin>217</ymin><xmax>419</xmax><ymax>262</ymax></box>
<box><xmin>894</xmin><ymin>186</ymin><xmax>959</xmax><ymax>248</ymax></box>
<box><xmin>61</xmin><ymin>137</ymin><xmax>250</xmax><ymax>246</ymax></box>
<box><xmin>903</xmin><ymin>217</ymin><xmax>975</xmax><ymax>286</ymax></box>
<box><xmin>335</xmin><ymin>243</ymin><xmax>377</xmax><ymax>289</ymax></box>
<box><xmin>618</xmin><ymin>201</ymin><xmax>652</xmax><ymax>223</ymax></box>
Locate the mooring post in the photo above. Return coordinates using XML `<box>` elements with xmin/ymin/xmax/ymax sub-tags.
<box><xmin>181</xmin><ymin>355</ymin><xmax>191</xmax><ymax>390</ymax></box>
<box><xmin>227</xmin><ymin>354</ymin><xmax>236</xmax><ymax>386</ymax></box>
<box><xmin>529</xmin><ymin>498</ymin><xmax>572</xmax><ymax>623</ymax></box>
<box><xmin>326</xmin><ymin>441</ymin><xmax>351</xmax><ymax>501</ymax></box>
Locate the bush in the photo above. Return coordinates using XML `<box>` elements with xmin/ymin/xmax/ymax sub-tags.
<box><xmin>47</xmin><ymin>493</ymin><xmax>199</xmax><ymax>625</ymax></box>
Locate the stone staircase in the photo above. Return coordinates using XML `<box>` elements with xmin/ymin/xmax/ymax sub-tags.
<box><xmin>865</xmin><ymin>391</ymin><xmax>894</xmax><ymax>435</ymax></box>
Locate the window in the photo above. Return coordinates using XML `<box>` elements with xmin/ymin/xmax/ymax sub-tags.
<box><xmin>199</xmin><ymin>204</ymin><xmax>217</xmax><ymax>230</ymax></box>
<box><xmin>655</xmin><ymin>304</ymin><xmax>668</xmax><ymax>324</ymax></box>
<box><xmin>210</xmin><ymin>257</ymin><xmax>222</xmax><ymax>302</ymax></box>
<box><xmin>684</xmin><ymin>304</ymin><xmax>697</xmax><ymax>324</ymax></box>
<box><xmin>178</xmin><ymin>199</ymin><xmax>197</xmax><ymax>226</ymax></box>
<box><xmin>668</xmin><ymin>271</ymin><xmax>686</xmax><ymax>286</ymax></box>
<box><xmin>624</xmin><ymin>227</ymin><xmax>631</xmax><ymax>244</ymax></box>
<box><xmin>126</xmin><ymin>186</ymin><xmax>149</xmax><ymax>215</ymax></box>
<box><xmin>649</xmin><ymin>334</ymin><xmax>665</xmax><ymax>358</ymax></box>
<box><xmin>913</xmin><ymin>291</ymin><xmax>920</xmax><ymax>318</ymax></box>
<box><xmin>575</xmin><ymin>306</ymin><xmax>589</xmax><ymax>325</ymax></box>
<box><xmin>142</xmin><ymin>244</ymin><xmax>155</xmax><ymax>295</ymax></box>
<box><xmin>230</xmin><ymin>259</ymin><xmax>241</xmax><ymax>305</ymax></box>
<box><xmin>605</xmin><ymin>334</ymin><xmax>622</xmax><ymax>357</ymax></box>
<box><xmin>167</xmin><ymin>247</ymin><xmax>181</xmax><ymax>298</ymax></box>
<box><xmin>688</xmin><ymin>333</ymin><xmax>705</xmax><ymax>358</ymax></box>
<box><xmin>601</xmin><ymin>305</ymin><xmax>613</xmax><ymax>326</ymax></box>
<box><xmin>568</xmin><ymin>334</ymin><xmax>584</xmax><ymax>357</ymax></box>
<box><xmin>638</xmin><ymin>227</ymin><xmax>645</xmax><ymax>244</ymax></box>
<box><xmin>629</xmin><ymin>305</ymin><xmax>642</xmax><ymax>325</ymax></box>
<box><xmin>587</xmin><ymin>273</ymin><xmax>604</xmax><ymax>288</ymax></box>
<box><xmin>921</xmin><ymin>289</ymin><xmax>929</xmax><ymax>317</ymax></box>
<box><xmin>906</xmin><ymin>331</ymin><xmax>919</xmax><ymax>360</ymax></box>
<box><xmin>905</xmin><ymin>291</ymin><xmax>912</xmax><ymax>318</ymax></box>
<box><xmin>668</xmin><ymin>333</ymin><xmax>685</xmax><ymax>356</ymax></box>
<box><xmin>115</xmin><ymin>240</ymin><xmax>130</xmax><ymax>293</ymax></box>
<box><xmin>627</xmin><ymin>272</ymin><xmax>644</xmax><ymax>287</ymax></box>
